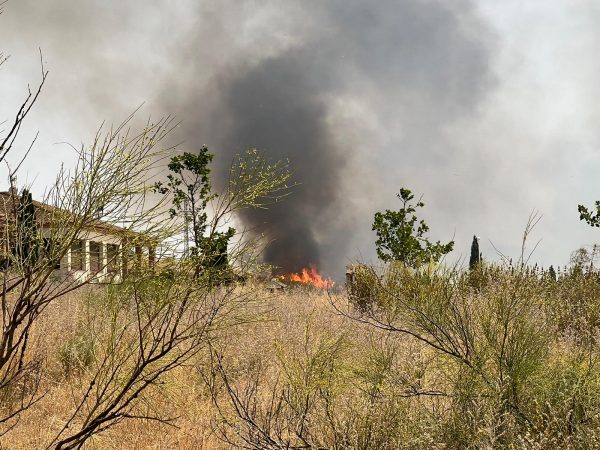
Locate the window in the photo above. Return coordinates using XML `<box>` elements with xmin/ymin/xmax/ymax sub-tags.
<box><xmin>107</xmin><ymin>244</ymin><xmax>120</xmax><ymax>274</ymax></box>
<box><xmin>89</xmin><ymin>241</ymin><xmax>103</xmax><ymax>273</ymax></box>
<box><xmin>43</xmin><ymin>238</ymin><xmax>61</xmax><ymax>269</ymax></box>
<box><xmin>70</xmin><ymin>239</ymin><xmax>84</xmax><ymax>271</ymax></box>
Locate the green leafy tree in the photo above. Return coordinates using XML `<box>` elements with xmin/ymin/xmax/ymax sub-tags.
<box><xmin>578</xmin><ymin>201</ymin><xmax>600</xmax><ymax>227</ymax></box>
<box><xmin>372</xmin><ymin>187</ymin><xmax>454</xmax><ymax>267</ymax></box>
<box><xmin>154</xmin><ymin>147</ymin><xmax>234</xmax><ymax>275</ymax></box>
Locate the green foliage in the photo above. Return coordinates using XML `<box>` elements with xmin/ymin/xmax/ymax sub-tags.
<box><xmin>549</xmin><ymin>264</ymin><xmax>557</xmax><ymax>281</ymax></box>
<box><xmin>373</xmin><ymin>188</ymin><xmax>454</xmax><ymax>267</ymax></box>
<box><xmin>344</xmin><ymin>262</ymin><xmax>600</xmax><ymax>448</ymax></box>
<box><xmin>156</xmin><ymin>147</ymin><xmax>214</xmax><ymax>224</ymax></box>
<box><xmin>544</xmin><ymin>263</ymin><xmax>600</xmax><ymax>336</ymax></box>
<box><xmin>469</xmin><ymin>235</ymin><xmax>480</xmax><ymax>270</ymax></box>
<box><xmin>154</xmin><ymin>147</ymin><xmax>235</xmax><ymax>274</ymax></box>
<box><xmin>578</xmin><ymin>201</ymin><xmax>600</xmax><ymax>227</ymax></box>
<box><xmin>15</xmin><ymin>189</ymin><xmax>39</xmax><ymax>268</ymax></box>
<box><xmin>226</xmin><ymin>148</ymin><xmax>292</xmax><ymax>209</ymax></box>
<box><xmin>58</xmin><ymin>330</ymin><xmax>96</xmax><ymax>376</ymax></box>
<box><xmin>213</xmin><ymin>305</ymin><xmax>435</xmax><ymax>449</ymax></box>
<box><xmin>347</xmin><ymin>263</ymin><xmax>380</xmax><ymax>312</ymax></box>
<box><xmin>201</xmin><ymin>227</ymin><xmax>235</xmax><ymax>273</ymax></box>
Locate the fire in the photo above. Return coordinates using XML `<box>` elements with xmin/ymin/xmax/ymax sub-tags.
<box><xmin>289</xmin><ymin>265</ymin><xmax>335</xmax><ymax>289</ymax></box>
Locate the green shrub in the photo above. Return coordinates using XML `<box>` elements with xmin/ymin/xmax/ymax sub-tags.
<box><xmin>214</xmin><ymin>262</ymin><xmax>600</xmax><ymax>449</ymax></box>
<box><xmin>58</xmin><ymin>330</ymin><xmax>96</xmax><ymax>376</ymax></box>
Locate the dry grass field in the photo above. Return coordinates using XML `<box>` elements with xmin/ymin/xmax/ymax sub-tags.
<box><xmin>4</xmin><ymin>263</ymin><xmax>600</xmax><ymax>449</ymax></box>
<box><xmin>2</xmin><ymin>286</ymin><xmax>216</xmax><ymax>449</ymax></box>
<box><xmin>2</xmin><ymin>285</ymin><xmax>351</xmax><ymax>449</ymax></box>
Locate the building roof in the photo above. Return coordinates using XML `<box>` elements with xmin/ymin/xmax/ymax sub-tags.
<box><xmin>0</xmin><ymin>191</ymin><xmax>150</xmax><ymax>241</ymax></box>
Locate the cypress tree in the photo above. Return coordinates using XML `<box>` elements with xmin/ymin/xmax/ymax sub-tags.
<box><xmin>15</xmin><ymin>189</ymin><xmax>38</xmax><ymax>267</ymax></box>
<box><xmin>469</xmin><ymin>235</ymin><xmax>480</xmax><ymax>270</ymax></box>
<box><xmin>548</xmin><ymin>265</ymin><xmax>557</xmax><ymax>281</ymax></box>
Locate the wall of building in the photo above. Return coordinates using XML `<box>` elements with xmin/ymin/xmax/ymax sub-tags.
<box><xmin>51</xmin><ymin>230</ymin><xmax>155</xmax><ymax>283</ymax></box>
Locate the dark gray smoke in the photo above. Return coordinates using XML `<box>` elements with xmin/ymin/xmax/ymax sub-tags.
<box><xmin>212</xmin><ymin>51</ymin><xmax>341</xmax><ymax>273</ymax></box>
<box><xmin>159</xmin><ymin>0</ymin><xmax>495</xmax><ymax>274</ymax></box>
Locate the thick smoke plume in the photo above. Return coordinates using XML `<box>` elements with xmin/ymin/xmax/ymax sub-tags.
<box><xmin>213</xmin><ymin>50</ymin><xmax>341</xmax><ymax>273</ymax></box>
<box><xmin>159</xmin><ymin>0</ymin><xmax>495</xmax><ymax>274</ymax></box>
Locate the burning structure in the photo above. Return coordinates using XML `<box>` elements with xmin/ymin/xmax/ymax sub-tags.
<box><xmin>288</xmin><ymin>264</ymin><xmax>335</xmax><ymax>289</ymax></box>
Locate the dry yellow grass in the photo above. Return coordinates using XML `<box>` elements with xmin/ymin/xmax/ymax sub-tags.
<box><xmin>0</xmin><ymin>286</ymin><xmax>354</xmax><ymax>449</ymax></box>
<box><xmin>6</xmin><ymin>266</ymin><xmax>600</xmax><ymax>449</ymax></box>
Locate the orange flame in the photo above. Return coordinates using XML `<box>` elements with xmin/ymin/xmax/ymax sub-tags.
<box><xmin>289</xmin><ymin>265</ymin><xmax>335</xmax><ymax>289</ymax></box>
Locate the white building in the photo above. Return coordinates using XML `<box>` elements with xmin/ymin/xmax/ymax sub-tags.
<box><xmin>0</xmin><ymin>190</ymin><xmax>156</xmax><ymax>283</ymax></box>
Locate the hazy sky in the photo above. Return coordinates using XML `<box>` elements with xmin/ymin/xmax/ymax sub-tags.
<box><xmin>1</xmin><ymin>0</ymin><xmax>599</xmax><ymax>277</ymax></box>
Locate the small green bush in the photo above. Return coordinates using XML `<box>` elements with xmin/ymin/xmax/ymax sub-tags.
<box><xmin>58</xmin><ymin>331</ymin><xmax>96</xmax><ymax>376</ymax></box>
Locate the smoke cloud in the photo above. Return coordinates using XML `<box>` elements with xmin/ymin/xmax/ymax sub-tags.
<box><xmin>157</xmin><ymin>0</ymin><xmax>495</xmax><ymax>273</ymax></box>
